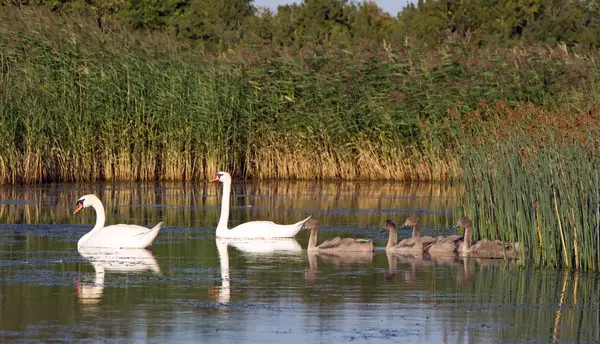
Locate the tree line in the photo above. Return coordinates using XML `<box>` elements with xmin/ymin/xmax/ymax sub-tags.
<box><xmin>3</xmin><ymin>0</ymin><xmax>600</xmax><ymax>50</ymax></box>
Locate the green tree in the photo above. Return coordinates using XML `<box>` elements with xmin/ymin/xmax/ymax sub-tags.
<box><xmin>524</xmin><ymin>0</ymin><xmax>590</xmax><ymax>45</ymax></box>
<box><xmin>270</xmin><ymin>4</ymin><xmax>298</xmax><ymax>46</ymax></box>
<box><xmin>173</xmin><ymin>0</ymin><xmax>253</xmax><ymax>48</ymax></box>
<box><xmin>397</xmin><ymin>0</ymin><xmax>451</xmax><ymax>46</ymax></box>
<box><xmin>349</xmin><ymin>1</ymin><xmax>396</xmax><ymax>42</ymax></box>
<box><xmin>246</xmin><ymin>8</ymin><xmax>275</xmax><ymax>44</ymax></box>
<box><xmin>271</xmin><ymin>0</ymin><xmax>352</xmax><ymax>46</ymax></box>
<box><xmin>124</xmin><ymin>0</ymin><xmax>187</xmax><ymax>30</ymax></box>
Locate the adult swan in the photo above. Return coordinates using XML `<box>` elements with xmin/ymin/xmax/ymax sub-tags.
<box><xmin>73</xmin><ymin>194</ymin><xmax>163</xmax><ymax>249</ymax></box>
<box><xmin>209</xmin><ymin>172</ymin><xmax>311</xmax><ymax>238</ymax></box>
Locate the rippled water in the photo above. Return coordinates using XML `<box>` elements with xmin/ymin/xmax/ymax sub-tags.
<box><xmin>0</xmin><ymin>181</ymin><xmax>598</xmax><ymax>343</ymax></box>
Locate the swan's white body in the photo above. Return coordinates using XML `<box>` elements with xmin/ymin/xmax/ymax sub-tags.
<box><xmin>73</xmin><ymin>194</ymin><xmax>162</xmax><ymax>249</ymax></box>
<box><xmin>210</xmin><ymin>172</ymin><xmax>311</xmax><ymax>238</ymax></box>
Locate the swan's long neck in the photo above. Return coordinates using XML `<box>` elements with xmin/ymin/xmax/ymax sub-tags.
<box><xmin>460</xmin><ymin>225</ymin><xmax>472</xmax><ymax>252</ymax></box>
<box><xmin>386</xmin><ymin>228</ymin><xmax>398</xmax><ymax>249</ymax></box>
<box><xmin>307</xmin><ymin>228</ymin><xmax>319</xmax><ymax>250</ymax></box>
<box><xmin>464</xmin><ymin>225</ymin><xmax>472</xmax><ymax>249</ymax></box>
<box><xmin>216</xmin><ymin>180</ymin><xmax>231</xmax><ymax>233</ymax></box>
<box><xmin>91</xmin><ymin>199</ymin><xmax>106</xmax><ymax>231</ymax></box>
<box><xmin>78</xmin><ymin>197</ymin><xmax>106</xmax><ymax>247</ymax></box>
<box><xmin>412</xmin><ymin>224</ymin><xmax>421</xmax><ymax>238</ymax></box>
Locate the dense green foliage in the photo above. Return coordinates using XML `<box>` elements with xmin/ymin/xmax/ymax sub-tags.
<box><xmin>3</xmin><ymin>8</ymin><xmax>600</xmax><ymax>183</ymax></box>
<box><xmin>3</xmin><ymin>0</ymin><xmax>600</xmax><ymax>50</ymax></box>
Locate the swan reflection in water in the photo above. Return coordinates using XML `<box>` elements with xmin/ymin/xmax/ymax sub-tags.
<box><xmin>389</xmin><ymin>252</ymin><xmax>521</xmax><ymax>287</ymax></box>
<box><xmin>211</xmin><ymin>238</ymin><xmax>304</xmax><ymax>304</ymax></box>
<box><xmin>384</xmin><ymin>251</ymin><xmax>398</xmax><ymax>281</ymax></box>
<box><xmin>75</xmin><ymin>247</ymin><xmax>161</xmax><ymax>306</ymax></box>
<box><xmin>305</xmin><ymin>249</ymin><xmax>374</xmax><ymax>283</ymax></box>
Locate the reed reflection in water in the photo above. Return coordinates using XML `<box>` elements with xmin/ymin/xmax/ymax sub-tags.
<box><xmin>0</xmin><ymin>180</ymin><xmax>456</xmax><ymax>225</ymax></box>
<box><xmin>0</xmin><ymin>182</ymin><xmax>598</xmax><ymax>343</ymax></box>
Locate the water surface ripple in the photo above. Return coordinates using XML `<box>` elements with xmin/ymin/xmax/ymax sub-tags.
<box><xmin>0</xmin><ymin>182</ymin><xmax>598</xmax><ymax>343</ymax></box>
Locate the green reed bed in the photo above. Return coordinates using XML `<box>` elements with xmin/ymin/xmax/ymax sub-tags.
<box><xmin>3</xmin><ymin>9</ymin><xmax>600</xmax><ymax>183</ymax></box>
<box><xmin>452</xmin><ymin>103</ymin><xmax>600</xmax><ymax>271</ymax></box>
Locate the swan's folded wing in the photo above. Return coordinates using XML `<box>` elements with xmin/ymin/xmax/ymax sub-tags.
<box><xmin>470</xmin><ymin>240</ymin><xmax>510</xmax><ymax>258</ymax></box>
<box><xmin>397</xmin><ymin>237</ymin><xmax>419</xmax><ymax>248</ymax></box>
<box><xmin>354</xmin><ymin>238</ymin><xmax>372</xmax><ymax>244</ymax></box>
<box><xmin>85</xmin><ymin>224</ymin><xmax>152</xmax><ymax>244</ymax></box>
<box><xmin>319</xmin><ymin>237</ymin><xmax>373</xmax><ymax>252</ymax></box>
<box><xmin>317</xmin><ymin>237</ymin><xmax>342</xmax><ymax>249</ymax></box>
<box><xmin>231</xmin><ymin>221</ymin><xmax>277</xmax><ymax>231</ymax></box>
<box><xmin>350</xmin><ymin>238</ymin><xmax>374</xmax><ymax>251</ymax></box>
<box><xmin>105</xmin><ymin>224</ymin><xmax>153</xmax><ymax>236</ymax></box>
<box><xmin>422</xmin><ymin>240</ymin><xmax>436</xmax><ymax>251</ymax></box>
<box><xmin>426</xmin><ymin>241</ymin><xmax>457</xmax><ymax>253</ymax></box>
<box><xmin>440</xmin><ymin>234</ymin><xmax>462</xmax><ymax>244</ymax></box>
<box><xmin>420</xmin><ymin>236</ymin><xmax>437</xmax><ymax>246</ymax></box>
<box><xmin>338</xmin><ymin>238</ymin><xmax>372</xmax><ymax>246</ymax></box>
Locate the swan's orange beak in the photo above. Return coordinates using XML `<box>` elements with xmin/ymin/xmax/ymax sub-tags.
<box><xmin>209</xmin><ymin>175</ymin><xmax>220</xmax><ymax>183</ymax></box>
<box><xmin>73</xmin><ymin>202</ymin><xmax>83</xmax><ymax>215</ymax></box>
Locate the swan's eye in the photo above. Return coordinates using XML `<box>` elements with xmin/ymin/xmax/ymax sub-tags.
<box><xmin>77</xmin><ymin>199</ymin><xmax>84</xmax><ymax>206</ymax></box>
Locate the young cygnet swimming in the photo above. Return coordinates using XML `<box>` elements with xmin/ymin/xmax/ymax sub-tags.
<box><xmin>383</xmin><ymin>217</ymin><xmax>436</xmax><ymax>252</ymax></box>
<box><xmin>454</xmin><ymin>217</ymin><xmax>520</xmax><ymax>259</ymax></box>
<box><xmin>425</xmin><ymin>232</ymin><xmax>460</xmax><ymax>255</ymax></box>
<box><xmin>304</xmin><ymin>219</ymin><xmax>374</xmax><ymax>252</ymax></box>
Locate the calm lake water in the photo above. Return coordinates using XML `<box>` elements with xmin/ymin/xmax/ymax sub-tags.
<box><xmin>0</xmin><ymin>181</ymin><xmax>598</xmax><ymax>343</ymax></box>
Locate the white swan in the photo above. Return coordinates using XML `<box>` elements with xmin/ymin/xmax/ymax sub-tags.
<box><xmin>209</xmin><ymin>172</ymin><xmax>311</xmax><ymax>238</ymax></box>
<box><xmin>73</xmin><ymin>194</ymin><xmax>162</xmax><ymax>249</ymax></box>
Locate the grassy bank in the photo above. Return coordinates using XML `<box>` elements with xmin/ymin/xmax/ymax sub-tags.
<box><xmin>3</xmin><ymin>9</ymin><xmax>600</xmax><ymax>183</ymax></box>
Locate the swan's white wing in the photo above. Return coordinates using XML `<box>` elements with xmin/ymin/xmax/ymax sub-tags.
<box><xmin>80</xmin><ymin>224</ymin><xmax>160</xmax><ymax>248</ymax></box>
<box><xmin>224</xmin><ymin>238</ymin><xmax>303</xmax><ymax>253</ymax></box>
<box><xmin>231</xmin><ymin>221</ymin><xmax>277</xmax><ymax>231</ymax></box>
<box><xmin>113</xmin><ymin>224</ymin><xmax>153</xmax><ymax>234</ymax></box>
<box><xmin>224</xmin><ymin>220</ymin><xmax>302</xmax><ymax>238</ymax></box>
